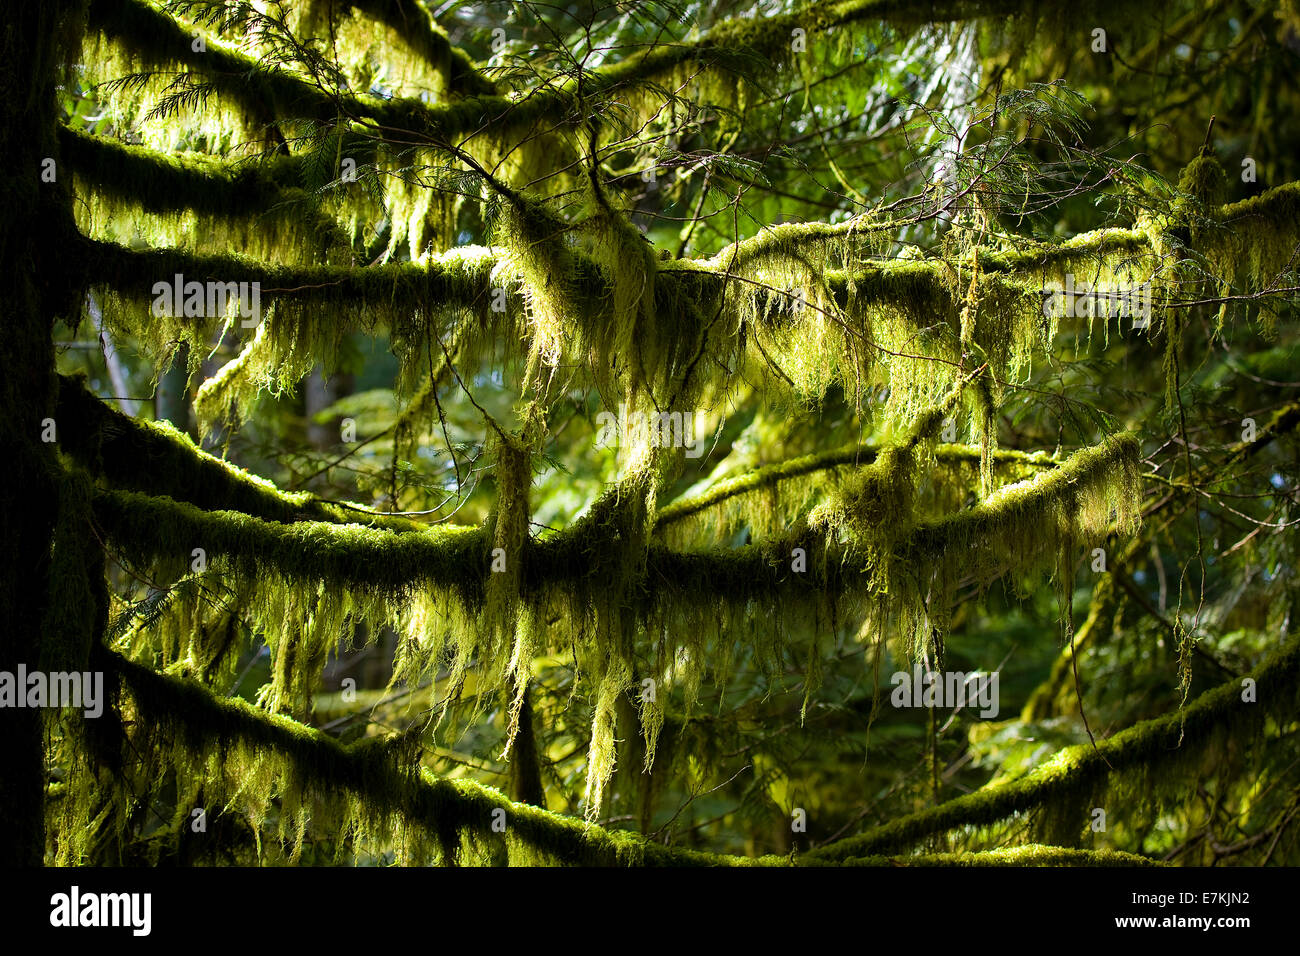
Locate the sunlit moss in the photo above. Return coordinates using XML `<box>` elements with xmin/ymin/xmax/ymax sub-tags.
<box><xmin>61</xmin><ymin>649</ymin><xmax>789</xmax><ymax>866</ymax></box>
<box><xmin>808</xmin><ymin>634</ymin><xmax>1300</xmax><ymax>861</ymax></box>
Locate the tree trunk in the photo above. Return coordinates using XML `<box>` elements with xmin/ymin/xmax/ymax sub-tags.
<box><xmin>0</xmin><ymin>0</ymin><xmax>79</xmax><ymax>866</ymax></box>
<box><xmin>508</xmin><ymin>685</ymin><xmax>546</xmax><ymax>807</ymax></box>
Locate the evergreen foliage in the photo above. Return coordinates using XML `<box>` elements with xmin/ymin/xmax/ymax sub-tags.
<box><xmin>8</xmin><ymin>0</ymin><xmax>1298</xmax><ymax>866</ymax></box>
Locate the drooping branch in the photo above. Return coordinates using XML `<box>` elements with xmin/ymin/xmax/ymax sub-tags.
<box><xmin>85</xmin><ymin>0</ymin><xmax>348</xmax><ymax>125</ymax></box>
<box><xmin>904</xmin><ymin>434</ymin><xmax>1142</xmax><ymax>561</ymax></box>
<box><xmin>805</xmin><ymin>633</ymin><xmax>1300</xmax><ymax>861</ymax></box>
<box><xmin>102</xmin><ymin>648</ymin><xmax>767</xmax><ymax>865</ymax></box>
<box><xmin>73</xmin><ymin>171</ymin><xmax>1300</xmax><ymax>392</ymax></box>
<box><xmin>60</xmin><ymin>125</ymin><xmax>302</xmax><ymax>218</ymax></box>
<box><xmin>99</xmin><ymin>645</ymin><xmax>1189</xmax><ymax>866</ymax></box>
<box><xmin>60</xmin><ymin>126</ymin><xmax>348</xmax><ymax>263</ymax></box>
<box><xmin>87</xmin><ymin>0</ymin><xmax>1030</xmax><ymax>155</ymax></box>
<box><xmin>92</xmin><ymin>485</ymin><xmax>487</xmax><ymax>599</ymax></box>
<box><xmin>55</xmin><ymin>373</ymin><xmax>420</xmax><ymax>530</ymax></box>
<box><xmin>86</xmin><ymin>431</ymin><xmax>1138</xmax><ymax>609</ymax></box>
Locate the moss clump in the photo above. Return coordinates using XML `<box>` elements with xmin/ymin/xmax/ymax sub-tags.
<box><xmin>63</xmin><ymin>649</ymin><xmax>786</xmax><ymax>866</ymax></box>
<box><xmin>839</xmin><ymin>845</ymin><xmax>1162</xmax><ymax>866</ymax></box>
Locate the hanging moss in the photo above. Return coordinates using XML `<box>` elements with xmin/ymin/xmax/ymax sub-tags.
<box><xmin>92</xmin><ymin>486</ymin><xmax>488</xmax><ymax>712</ymax></box>
<box><xmin>56</xmin><ymin>372</ymin><xmax>417</xmax><ymax>531</ymax></box>
<box><xmin>582</xmin><ymin>193</ymin><xmax>661</xmax><ymax>403</ymax></box>
<box><xmin>348</xmin><ymin>0</ymin><xmax>494</xmax><ymax>97</ymax></box>
<box><xmin>55</xmin><ymin>0</ymin><xmax>1300</xmax><ymax>867</ymax></box>
<box><xmin>81</xmin><ymin>649</ymin><xmax>789</xmax><ymax>866</ymax></box>
<box><xmin>656</xmin><ymin>443</ymin><xmax>883</xmax><ymax>543</ymax></box>
<box><xmin>82</xmin><ymin>0</ymin><xmax>335</xmax><ymax>149</ymax></box>
<box><xmin>59</xmin><ymin>127</ymin><xmax>345</xmax><ymax>265</ymax></box>
<box><xmin>809</xmin><ymin>378</ymin><xmax>972</xmax><ymax>603</ymax></box>
<box><xmin>878</xmin><ymin>433</ymin><xmax>1142</xmax><ymax>662</ymax></box>
<box><xmin>1204</xmin><ymin>180</ymin><xmax>1300</xmax><ymax>335</ymax></box>
<box><xmin>489</xmin><ymin>196</ymin><xmax>583</xmax><ymax>395</ymax></box>
<box><xmin>77</xmin><ymin>164</ymin><xmax>1300</xmax><ymax>429</ymax></box>
<box><xmin>79</xmin><ymin>236</ymin><xmax>505</xmax><ymax>399</ymax></box>
<box><xmin>482</xmin><ymin>429</ymin><xmax>537</xmax><ymax>749</ymax></box>
<box><xmin>807</xmin><ymin>633</ymin><xmax>1300</xmax><ymax>861</ymax></box>
<box><xmin>81</xmin><ymin>0</ymin><xmax>560</xmax><ymax>170</ymax></box>
<box><xmin>279</xmin><ymin>0</ymin><xmax>494</xmax><ymax>100</ymax></box>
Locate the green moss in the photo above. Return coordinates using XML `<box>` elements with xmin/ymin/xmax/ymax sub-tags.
<box><xmin>86</xmin><ymin>649</ymin><xmax>788</xmax><ymax>866</ymax></box>
<box><xmin>57</xmin><ymin>373</ymin><xmax>417</xmax><ymax>530</ymax></box>
<box><xmin>60</xmin><ymin>127</ymin><xmax>344</xmax><ymax>264</ymax></box>
<box><xmin>839</xmin><ymin>845</ymin><xmax>1162</xmax><ymax>866</ymax></box>
<box><xmin>92</xmin><ymin>486</ymin><xmax>487</xmax><ymax>712</ymax></box>
<box><xmin>1208</xmin><ymin>180</ymin><xmax>1300</xmax><ymax>333</ymax></box>
<box><xmin>80</xmin><ymin>237</ymin><xmax>507</xmax><ymax>407</ymax></box>
<box><xmin>293</xmin><ymin>0</ymin><xmax>495</xmax><ymax>99</ymax></box>
<box><xmin>808</xmin><ymin>633</ymin><xmax>1300</xmax><ymax>861</ymax></box>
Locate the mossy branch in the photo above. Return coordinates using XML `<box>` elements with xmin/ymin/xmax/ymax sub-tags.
<box><xmin>88</xmin><ymin>434</ymin><xmax>1136</xmax><ymax>611</ymax></box>
<box><xmin>88</xmin><ymin>0</ymin><xmax>349</xmax><ymax>121</ymax></box>
<box><xmin>655</xmin><ymin>443</ymin><xmax>1055</xmax><ymax>531</ymax></box>
<box><xmin>835</xmin><ymin>845</ymin><xmax>1162</xmax><ymax>866</ymax></box>
<box><xmin>105</xmin><ymin>648</ymin><xmax>779</xmax><ymax>866</ymax></box>
<box><xmin>806</xmin><ymin>634</ymin><xmax>1300</xmax><ymax>861</ymax></box>
<box><xmin>905</xmin><ymin>434</ymin><xmax>1142</xmax><ymax>559</ymax></box>
<box><xmin>89</xmin><ymin>0</ymin><xmax>1026</xmax><ymax>158</ymax></box>
<box><xmin>60</xmin><ymin>125</ymin><xmax>303</xmax><ymax>218</ymax></box>
<box><xmin>108</xmin><ymin>649</ymin><xmax>1148</xmax><ymax>865</ymax></box>
<box><xmin>92</xmin><ymin>486</ymin><xmax>487</xmax><ymax>601</ymax></box>
<box><xmin>56</xmin><ymin>373</ymin><xmax>418</xmax><ymax>531</ymax></box>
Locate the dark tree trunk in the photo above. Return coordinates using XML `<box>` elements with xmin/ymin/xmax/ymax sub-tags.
<box><xmin>508</xmin><ymin>685</ymin><xmax>547</xmax><ymax>807</ymax></box>
<box><xmin>0</xmin><ymin>0</ymin><xmax>82</xmax><ymax>866</ymax></box>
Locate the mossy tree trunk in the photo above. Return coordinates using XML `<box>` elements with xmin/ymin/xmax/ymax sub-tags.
<box><xmin>0</xmin><ymin>0</ymin><xmax>82</xmax><ymax>866</ymax></box>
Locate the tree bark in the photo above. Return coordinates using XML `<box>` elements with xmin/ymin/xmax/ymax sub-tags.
<box><xmin>0</xmin><ymin>0</ymin><xmax>81</xmax><ymax>866</ymax></box>
<box><xmin>508</xmin><ymin>685</ymin><xmax>547</xmax><ymax>808</ymax></box>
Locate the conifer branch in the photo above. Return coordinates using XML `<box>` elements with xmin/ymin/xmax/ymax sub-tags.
<box><xmin>89</xmin><ymin>0</ymin><xmax>1026</xmax><ymax>154</ymax></box>
<box><xmin>806</xmin><ymin>634</ymin><xmax>1300</xmax><ymax>861</ymax></box>
<box><xmin>55</xmin><ymin>373</ymin><xmax>420</xmax><ymax>530</ymax></box>
<box><xmin>104</xmin><ymin>648</ymin><xmax>767</xmax><ymax>865</ymax></box>
<box><xmin>654</xmin><ymin>442</ymin><xmax>1056</xmax><ymax>531</ymax></box>
<box><xmin>59</xmin><ymin>126</ymin><xmax>303</xmax><ymax>217</ymax></box>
